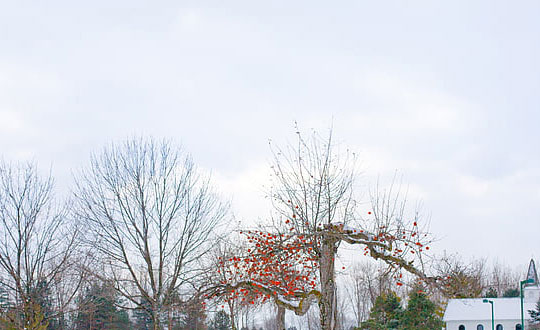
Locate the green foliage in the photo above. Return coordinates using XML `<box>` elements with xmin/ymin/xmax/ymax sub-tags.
<box><xmin>28</xmin><ymin>280</ymin><xmax>66</xmax><ymax>330</ymax></box>
<box><xmin>529</xmin><ymin>299</ymin><xmax>540</xmax><ymax>324</ymax></box>
<box><xmin>134</xmin><ymin>298</ymin><xmax>153</xmax><ymax>330</ymax></box>
<box><xmin>207</xmin><ymin>310</ymin><xmax>231</xmax><ymax>330</ymax></box>
<box><xmin>0</xmin><ymin>286</ymin><xmax>8</xmax><ymax>310</ymax></box>
<box><xmin>0</xmin><ymin>302</ymin><xmax>49</xmax><ymax>330</ymax></box>
<box><xmin>502</xmin><ymin>288</ymin><xmax>520</xmax><ymax>297</ymax></box>
<box><xmin>359</xmin><ymin>291</ymin><xmax>402</xmax><ymax>330</ymax></box>
<box><xmin>484</xmin><ymin>287</ymin><xmax>498</xmax><ymax>298</ymax></box>
<box><xmin>357</xmin><ymin>290</ymin><xmax>442</xmax><ymax>330</ymax></box>
<box><xmin>74</xmin><ymin>283</ymin><xmax>132</xmax><ymax>330</ymax></box>
<box><xmin>400</xmin><ymin>290</ymin><xmax>444</xmax><ymax>330</ymax></box>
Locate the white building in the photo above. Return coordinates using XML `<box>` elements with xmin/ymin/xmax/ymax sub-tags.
<box><xmin>443</xmin><ymin>260</ymin><xmax>540</xmax><ymax>330</ymax></box>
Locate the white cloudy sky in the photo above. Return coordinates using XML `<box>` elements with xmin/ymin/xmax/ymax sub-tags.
<box><xmin>1</xmin><ymin>1</ymin><xmax>539</xmax><ymax>269</ymax></box>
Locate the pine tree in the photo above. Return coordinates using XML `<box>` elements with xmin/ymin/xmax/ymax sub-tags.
<box><xmin>75</xmin><ymin>283</ymin><xmax>132</xmax><ymax>330</ymax></box>
<box><xmin>28</xmin><ymin>280</ymin><xmax>61</xmax><ymax>329</ymax></box>
<box><xmin>401</xmin><ymin>290</ymin><xmax>443</xmax><ymax>330</ymax></box>
<box><xmin>503</xmin><ymin>288</ymin><xmax>520</xmax><ymax>297</ymax></box>
<box><xmin>134</xmin><ymin>299</ymin><xmax>154</xmax><ymax>330</ymax></box>
<box><xmin>359</xmin><ymin>292</ymin><xmax>402</xmax><ymax>330</ymax></box>
<box><xmin>207</xmin><ymin>311</ymin><xmax>231</xmax><ymax>330</ymax></box>
<box><xmin>0</xmin><ymin>283</ymin><xmax>10</xmax><ymax>317</ymax></box>
<box><xmin>529</xmin><ymin>299</ymin><xmax>540</xmax><ymax>324</ymax></box>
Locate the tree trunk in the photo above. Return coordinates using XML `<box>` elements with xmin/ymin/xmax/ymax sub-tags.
<box><xmin>276</xmin><ymin>306</ymin><xmax>286</xmax><ymax>330</ymax></box>
<box><xmin>228</xmin><ymin>304</ymin><xmax>237</xmax><ymax>330</ymax></box>
<box><xmin>153</xmin><ymin>308</ymin><xmax>160</xmax><ymax>330</ymax></box>
<box><xmin>319</xmin><ymin>236</ymin><xmax>338</xmax><ymax>330</ymax></box>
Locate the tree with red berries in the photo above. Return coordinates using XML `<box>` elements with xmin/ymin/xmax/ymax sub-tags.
<box><xmin>208</xmin><ymin>228</ymin><xmax>319</xmax><ymax>329</ymax></box>
<box><xmin>213</xmin><ymin>128</ymin><xmax>434</xmax><ymax>330</ymax></box>
<box><xmin>207</xmin><ymin>242</ymin><xmax>265</xmax><ymax>330</ymax></box>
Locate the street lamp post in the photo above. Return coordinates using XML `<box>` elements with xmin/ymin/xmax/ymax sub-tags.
<box><xmin>521</xmin><ymin>278</ymin><xmax>534</xmax><ymax>330</ymax></box>
<box><xmin>483</xmin><ymin>299</ymin><xmax>494</xmax><ymax>330</ymax></box>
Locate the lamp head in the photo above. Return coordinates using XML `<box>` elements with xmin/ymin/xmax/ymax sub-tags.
<box><xmin>483</xmin><ymin>299</ymin><xmax>488</xmax><ymax>303</ymax></box>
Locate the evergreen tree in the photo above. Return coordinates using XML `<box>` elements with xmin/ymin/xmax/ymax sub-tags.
<box><xmin>503</xmin><ymin>288</ymin><xmax>520</xmax><ymax>297</ymax></box>
<box><xmin>75</xmin><ymin>283</ymin><xmax>131</xmax><ymax>330</ymax></box>
<box><xmin>207</xmin><ymin>311</ymin><xmax>231</xmax><ymax>330</ymax></box>
<box><xmin>529</xmin><ymin>299</ymin><xmax>540</xmax><ymax>324</ymax></box>
<box><xmin>484</xmin><ymin>287</ymin><xmax>498</xmax><ymax>298</ymax></box>
<box><xmin>134</xmin><ymin>299</ymin><xmax>154</xmax><ymax>330</ymax></box>
<box><xmin>0</xmin><ymin>283</ymin><xmax>10</xmax><ymax>318</ymax></box>
<box><xmin>28</xmin><ymin>280</ymin><xmax>65</xmax><ymax>329</ymax></box>
<box><xmin>401</xmin><ymin>290</ymin><xmax>443</xmax><ymax>330</ymax></box>
<box><xmin>359</xmin><ymin>291</ymin><xmax>402</xmax><ymax>330</ymax></box>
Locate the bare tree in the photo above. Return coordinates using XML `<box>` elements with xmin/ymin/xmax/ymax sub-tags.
<box><xmin>0</xmin><ymin>160</ymin><xmax>79</xmax><ymax>329</ymax></box>
<box><xmin>343</xmin><ymin>261</ymin><xmax>383</xmax><ymax>327</ymax></box>
<box><xmin>73</xmin><ymin>138</ymin><xmax>229</xmax><ymax>330</ymax></box>
<box><xmin>431</xmin><ymin>253</ymin><xmax>487</xmax><ymax>299</ymax></box>
<box><xmin>487</xmin><ymin>260</ymin><xmax>521</xmax><ymax>297</ymax></box>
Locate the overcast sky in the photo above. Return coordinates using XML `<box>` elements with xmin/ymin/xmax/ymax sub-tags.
<box><xmin>1</xmin><ymin>1</ymin><xmax>539</xmax><ymax>270</ymax></box>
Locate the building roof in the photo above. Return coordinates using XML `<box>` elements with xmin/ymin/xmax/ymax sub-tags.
<box><xmin>526</xmin><ymin>259</ymin><xmax>539</xmax><ymax>287</ymax></box>
<box><xmin>443</xmin><ymin>298</ymin><xmax>537</xmax><ymax>322</ymax></box>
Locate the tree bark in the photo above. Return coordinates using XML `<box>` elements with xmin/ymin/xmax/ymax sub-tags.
<box><xmin>168</xmin><ymin>307</ymin><xmax>172</xmax><ymax>330</ymax></box>
<box><xmin>228</xmin><ymin>303</ymin><xmax>237</xmax><ymax>330</ymax></box>
<box><xmin>74</xmin><ymin>138</ymin><xmax>228</xmax><ymax>326</ymax></box>
<box><xmin>319</xmin><ymin>236</ymin><xmax>338</xmax><ymax>330</ymax></box>
<box><xmin>153</xmin><ymin>308</ymin><xmax>160</xmax><ymax>330</ymax></box>
<box><xmin>276</xmin><ymin>306</ymin><xmax>286</xmax><ymax>330</ymax></box>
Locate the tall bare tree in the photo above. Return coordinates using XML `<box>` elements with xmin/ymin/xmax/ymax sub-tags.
<box><xmin>0</xmin><ymin>160</ymin><xmax>79</xmax><ymax>329</ymax></box>
<box><xmin>431</xmin><ymin>253</ymin><xmax>487</xmax><ymax>299</ymax></box>
<box><xmin>343</xmin><ymin>261</ymin><xmax>390</xmax><ymax>327</ymax></box>
<box><xmin>487</xmin><ymin>260</ymin><xmax>521</xmax><ymax>297</ymax></box>
<box><xmin>73</xmin><ymin>138</ymin><xmax>229</xmax><ymax>330</ymax></box>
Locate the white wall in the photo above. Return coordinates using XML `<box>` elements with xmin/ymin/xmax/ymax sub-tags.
<box><xmin>446</xmin><ymin>319</ymin><xmax>523</xmax><ymax>330</ymax></box>
<box><xmin>524</xmin><ymin>287</ymin><xmax>540</xmax><ymax>303</ymax></box>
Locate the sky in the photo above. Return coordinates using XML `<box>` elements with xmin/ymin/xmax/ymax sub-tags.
<box><xmin>0</xmin><ymin>0</ymin><xmax>539</xmax><ymax>271</ymax></box>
